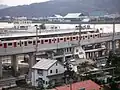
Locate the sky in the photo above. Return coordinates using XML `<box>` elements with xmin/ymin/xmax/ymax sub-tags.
<box><xmin>0</xmin><ymin>0</ymin><xmax>50</xmax><ymax>6</ymax></box>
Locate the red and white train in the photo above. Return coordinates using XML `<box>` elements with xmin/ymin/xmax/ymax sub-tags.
<box><xmin>0</xmin><ymin>33</ymin><xmax>101</xmax><ymax>49</ymax></box>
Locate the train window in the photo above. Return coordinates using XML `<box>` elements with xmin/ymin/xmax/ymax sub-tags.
<box><xmin>24</xmin><ymin>41</ymin><xmax>27</xmax><ymax>46</ymax></box>
<box><xmin>90</xmin><ymin>35</ymin><xmax>92</xmax><ymax>37</ymax></box>
<box><xmin>37</xmin><ymin>40</ymin><xmax>40</xmax><ymax>43</ymax></box>
<box><xmin>0</xmin><ymin>44</ymin><xmax>2</xmax><ymax>47</ymax></box>
<box><xmin>8</xmin><ymin>43</ymin><xmax>12</xmax><ymax>46</ymax></box>
<box><xmin>18</xmin><ymin>43</ymin><xmax>20</xmax><ymax>45</ymax></box>
<box><xmin>67</xmin><ymin>37</ymin><xmax>69</xmax><ymax>40</ymax></box>
<box><xmin>60</xmin><ymin>38</ymin><xmax>63</xmax><ymax>40</ymax></box>
<box><xmin>85</xmin><ymin>36</ymin><xmax>87</xmax><ymax>38</ymax></box>
<box><xmin>45</xmin><ymin>40</ymin><xmax>48</xmax><ymax>42</ymax></box>
<box><xmin>41</xmin><ymin>40</ymin><xmax>44</xmax><ymax>44</ymax></box>
<box><xmin>95</xmin><ymin>35</ymin><xmax>97</xmax><ymax>36</ymax></box>
<box><xmin>73</xmin><ymin>37</ymin><xmax>76</xmax><ymax>39</ymax></box>
<box><xmin>33</xmin><ymin>41</ymin><xmax>36</xmax><ymax>45</ymax></box>
<box><xmin>28</xmin><ymin>41</ymin><xmax>32</xmax><ymax>44</ymax></box>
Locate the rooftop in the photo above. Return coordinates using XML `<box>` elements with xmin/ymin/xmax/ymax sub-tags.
<box><xmin>64</xmin><ymin>13</ymin><xmax>83</xmax><ymax>18</ymax></box>
<box><xmin>32</xmin><ymin>58</ymin><xmax>57</xmax><ymax>70</ymax></box>
<box><xmin>52</xmin><ymin>80</ymin><xmax>101</xmax><ymax>90</ymax></box>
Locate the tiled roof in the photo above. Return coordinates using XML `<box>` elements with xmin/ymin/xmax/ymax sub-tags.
<box><xmin>52</xmin><ymin>80</ymin><xmax>101</xmax><ymax>90</ymax></box>
<box><xmin>32</xmin><ymin>58</ymin><xmax>57</xmax><ymax>70</ymax></box>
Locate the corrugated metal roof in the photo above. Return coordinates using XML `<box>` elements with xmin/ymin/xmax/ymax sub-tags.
<box><xmin>64</xmin><ymin>13</ymin><xmax>82</xmax><ymax>18</ymax></box>
<box><xmin>32</xmin><ymin>58</ymin><xmax>57</xmax><ymax>70</ymax></box>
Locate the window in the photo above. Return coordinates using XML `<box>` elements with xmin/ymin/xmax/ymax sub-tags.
<box><xmin>67</xmin><ymin>37</ymin><xmax>69</xmax><ymax>40</ymax></box>
<box><xmin>56</xmin><ymin>63</ymin><xmax>57</xmax><ymax>66</ymax></box>
<box><xmin>60</xmin><ymin>38</ymin><xmax>63</xmax><ymax>40</ymax></box>
<box><xmin>50</xmin><ymin>70</ymin><xmax>52</xmax><ymax>73</ymax></box>
<box><xmin>56</xmin><ymin>69</ymin><xmax>58</xmax><ymax>73</ymax></box>
<box><xmin>70</xmin><ymin>48</ymin><xmax>72</xmax><ymax>52</ymax></box>
<box><xmin>46</xmin><ymin>81</ymin><xmax>48</xmax><ymax>84</ymax></box>
<box><xmin>8</xmin><ymin>43</ymin><xmax>12</xmax><ymax>46</ymax></box>
<box><xmin>45</xmin><ymin>40</ymin><xmax>48</xmax><ymax>42</ymax></box>
<box><xmin>76</xmin><ymin>49</ymin><xmax>79</xmax><ymax>52</ymax></box>
<box><xmin>37</xmin><ymin>40</ymin><xmax>40</xmax><ymax>43</ymax></box>
<box><xmin>73</xmin><ymin>37</ymin><xmax>76</xmax><ymax>39</ymax></box>
<box><xmin>37</xmin><ymin>69</ymin><xmax>43</xmax><ymax>75</ymax></box>
<box><xmin>0</xmin><ymin>44</ymin><xmax>2</xmax><ymax>47</ymax></box>
<box><xmin>28</xmin><ymin>41</ymin><xmax>32</xmax><ymax>44</ymax></box>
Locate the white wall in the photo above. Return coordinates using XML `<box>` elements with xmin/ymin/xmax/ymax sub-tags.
<box><xmin>32</xmin><ymin>69</ymin><xmax>49</xmax><ymax>87</ymax></box>
<box><xmin>48</xmin><ymin>62</ymin><xmax>65</xmax><ymax>76</ymax></box>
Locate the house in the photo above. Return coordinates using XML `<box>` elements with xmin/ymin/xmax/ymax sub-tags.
<box><xmin>52</xmin><ymin>80</ymin><xmax>101</xmax><ymax>90</ymax></box>
<box><xmin>31</xmin><ymin>58</ymin><xmax>65</xmax><ymax>88</ymax></box>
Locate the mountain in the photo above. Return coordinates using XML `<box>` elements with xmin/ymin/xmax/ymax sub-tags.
<box><xmin>0</xmin><ymin>5</ymin><xmax>9</xmax><ymax>9</ymax></box>
<box><xmin>0</xmin><ymin>0</ymin><xmax>119</xmax><ymax>17</ymax></box>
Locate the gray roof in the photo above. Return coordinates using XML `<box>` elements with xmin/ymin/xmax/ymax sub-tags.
<box><xmin>32</xmin><ymin>58</ymin><xmax>57</xmax><ymax>70</ymax></box>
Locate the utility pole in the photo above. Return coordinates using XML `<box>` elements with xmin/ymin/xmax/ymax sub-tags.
<box><xmin>79</xmin><ymin>24</ymin><xmax>81</xmax><ymax>46</ymax></box>
<box><xmin>35</xmin><ymin>25</ymin><xmax>39</xmax><ymax>62</ymax></box>
<box><xmin>112</xmin><ymin>19</ymin><xmax>115</xmax><ymax>54</ymax></box>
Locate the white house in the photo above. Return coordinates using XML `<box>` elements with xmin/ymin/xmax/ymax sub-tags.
<box><xmin>31</xmin><ymin>58</ymin><xmax>65</xmax><ymax>88</ymax></box>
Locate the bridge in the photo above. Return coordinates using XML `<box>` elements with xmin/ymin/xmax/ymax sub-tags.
<box><xmin>0</xmin><ymin>33</ymin><xmax>119</xmax><ymax>56</ymax></box>
<box><xmin>0</xmin><ymin>32</ymin><xmax>120</xmax><ymax>84</ymax></box>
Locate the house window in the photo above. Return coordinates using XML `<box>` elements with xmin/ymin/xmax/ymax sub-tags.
<box><xmin>76</xmin><ymin>49</ymin><xmax>79</xmax><ymax>52</ymax></box>
<box><xmin>37</xmin><ymin>69</ymin><xmax>43</xmax><ymax>75</ymax></box>
<box><xmin>56</xmin><ymin>69</ymin><xmax>58</xmax><ymax>73</ymax></box>
<box><xmin>46</xmin><ymin>81</ymin><xmax>48</xmax><ymax>85</ymax></box>
<box><xmin>50</xmin><ymin>70</ymin><xmax>52</xmax><ymax>73</ymax></box>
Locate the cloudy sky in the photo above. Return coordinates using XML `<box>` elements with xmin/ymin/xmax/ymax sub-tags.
<box><xmin>0</xmin><ymin>0</ymin><xmax>50</xmax><ymax>6</ymax></box>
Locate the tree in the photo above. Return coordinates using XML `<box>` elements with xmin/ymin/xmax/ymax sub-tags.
<box><xmin>63</xmin><ymin>59</ymin><xmax>78</xmax><ymax>84</ymax></box>
<box><xmin>106</xmin><ymin>51</ymin><xmax>120</xmax><ymax>75</ymax></box>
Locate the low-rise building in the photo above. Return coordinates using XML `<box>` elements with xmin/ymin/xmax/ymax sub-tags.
<box><xmin>31</xmin><ymin>58</ymin><xmax>65</xmax><ymax>88</ymax></box>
